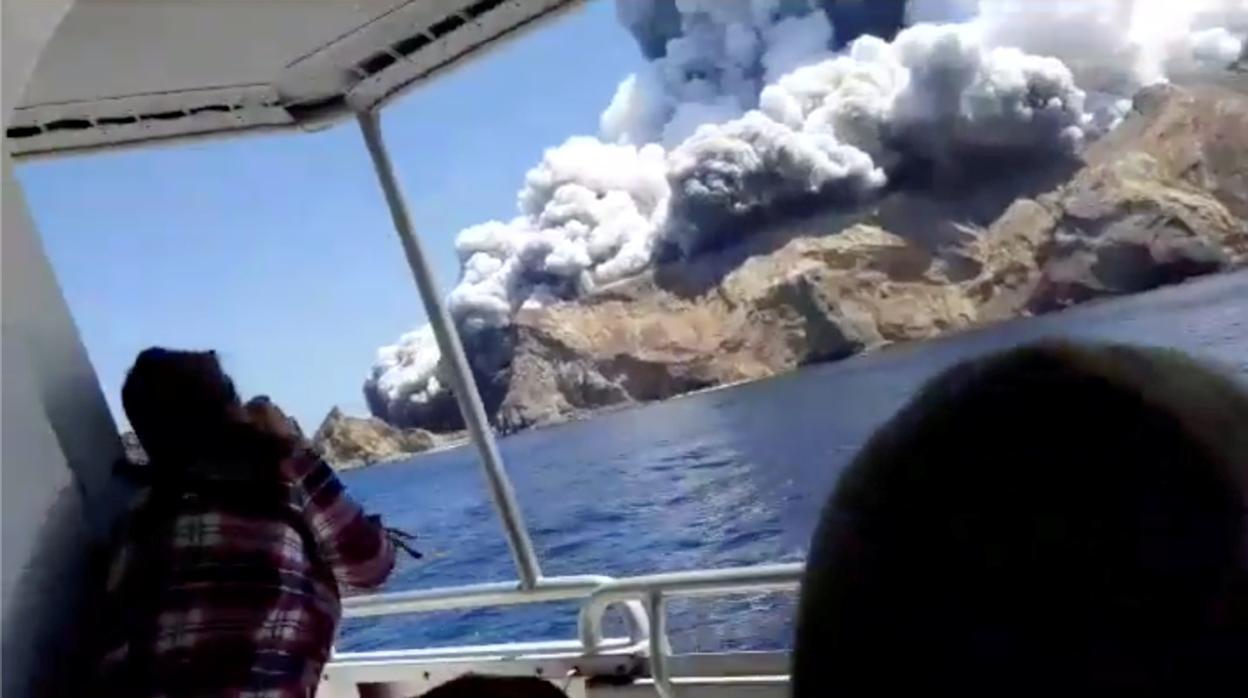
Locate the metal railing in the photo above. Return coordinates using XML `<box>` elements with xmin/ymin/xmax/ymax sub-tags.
<box><xmin>578</xmin><ymin>564</ymin><xmax>804</xmax><ymax>698</ymax></box>
<box><xmin>334</xmin><ymin>563</ymin><xmax>805</xmax><ymax>697</ymax></box>
<box><xmin>341</xmin><ymin>574</ymin><xmax>651</xmax><ymax>645</ymax></box>
<box><xmin>352</xmin><ymin>108</ymin><xmax>807</xmax><ymax>696</ymax></box>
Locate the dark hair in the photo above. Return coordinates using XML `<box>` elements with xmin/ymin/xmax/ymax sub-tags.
<box><xmin>419</xmin><ymin>675</ymin><xmax>568</xmax><ymax>698</ymax></box>
<box><xmin>792</xmin><ymin>342</ymin><xmax>1248</xmax><ymax>695</ymax></box>
<box><xmin>122</xmin><ymin>348</ymin><xmax>288</xmax><ymax>476</ymax></box>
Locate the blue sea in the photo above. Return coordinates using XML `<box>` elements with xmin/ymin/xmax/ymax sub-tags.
<box><xmin>338</xmin><ymin>270</ymin><xmax>1248</xmax><ymax>654</ymax></box>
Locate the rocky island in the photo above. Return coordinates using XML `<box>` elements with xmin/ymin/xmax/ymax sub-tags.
<box><xmin>310</xmin><ymin>407</ymin><xmax>441</xmax><ymax>470</ymax></box>
<box><xmin>367</xmin><ymin>83</ymin><xmax>1248</xmax><ymax>435</ymax></box>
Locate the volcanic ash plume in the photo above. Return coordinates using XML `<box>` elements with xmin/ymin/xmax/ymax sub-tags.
<box><xmin>365</xmin><ymin>0</ymin><xmax>1248</xmax><ymax>427</ymax></box>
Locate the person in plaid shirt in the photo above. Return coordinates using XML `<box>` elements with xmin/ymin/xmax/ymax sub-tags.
<box><xmin>101</xmin><ymin>348</ymin><xmax>398</xmax><ymax>697</ymax></box>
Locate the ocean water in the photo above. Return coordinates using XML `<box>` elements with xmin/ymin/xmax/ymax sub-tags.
<box><xmin>338</xmin><ymin>270</ymin><xmax>1248</xmax><ymax>653</ymax></box>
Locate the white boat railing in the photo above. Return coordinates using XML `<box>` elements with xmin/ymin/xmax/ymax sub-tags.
<box><xmin>577</xmin><ymin>564</ymin><xmax>804</xmax><ymax>697</ymax></box>
<box><xmin>333</xmin><ymin>563</ymin><xmax>805</xmax><ymax>697</ymax></box>
<box><xmin>342</xmin><ymin>108</ymin><xmax>808</xmax><ymax>696</ymax></box>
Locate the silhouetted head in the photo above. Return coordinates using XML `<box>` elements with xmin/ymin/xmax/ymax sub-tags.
<box><xmin>793</xmin><ymin>342</ymin><xmax>1248</xmax><ymax>696</ymax></box>
<box><xmin>122</xmin><ymin>348</ymin><xmax>240</xmax><ymax>464</ymax></box>
<box><xmin>122</xmin><ymin>347</ymin><xmax>293</xmax><ymax>477</ymax></box>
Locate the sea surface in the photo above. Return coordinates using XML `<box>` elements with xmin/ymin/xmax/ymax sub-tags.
<box><xmin>338</xmin><ymin>270</ymin><xmax>1248</xmax><ymax>653</ymax></box>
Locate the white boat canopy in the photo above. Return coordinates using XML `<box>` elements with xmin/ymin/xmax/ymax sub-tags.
<box><xmin>7</xmin><ymin>0</ymin><xmax>577</xmax><ymax>157</ymax></box>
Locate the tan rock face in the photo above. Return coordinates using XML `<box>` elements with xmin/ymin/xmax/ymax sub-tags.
<box><xmin>312</xmin><ymin>407</ymin><xmax>435</xmax><ymax>469</ymax></box>
<box><xmin>979</xmin><ymin>84</ymin><xmax>1248</xmax><ymax>314</ymax></box>
<box><xmin>497</xmin><ymin>225</ymin><xmax>984</xmax><ymax>431</ymax></box>
<box><xmin>1087</xmin><ymin>84</ymin><xmax>1248</xmax><ymax>220</ymax></box>
<box><xmin>490</xmin><ymin>84</ymin><xmax>1248</xmax><ymax>431</ymax></box>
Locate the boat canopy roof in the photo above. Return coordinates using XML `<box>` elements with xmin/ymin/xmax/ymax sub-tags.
<box><xmin>7</xmin><ymin>0</ymin><xmax>576</xmax><ymax>157</ymax></box>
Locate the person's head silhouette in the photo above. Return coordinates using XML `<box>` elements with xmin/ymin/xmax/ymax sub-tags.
<box><xmin>793</xmin><ymin>342</ymin><xmax>1248</xmax><ymax>696</ymax></box>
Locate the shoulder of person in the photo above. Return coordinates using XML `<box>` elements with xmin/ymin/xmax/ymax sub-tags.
<box><xmin>279</xmin><ymin>446</ymin><xmax>334</xmax><ymax>483</ymax></box>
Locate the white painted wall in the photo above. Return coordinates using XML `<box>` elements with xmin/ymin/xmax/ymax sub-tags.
<box><xmin>1</xmin><ymin>152</ymin><xmax>127</xmax><ymax>695</ymax></box>
<box><xmin>1</xmin><ymin>0</ymin><xmax>76</xmax><ymax>119</ymax></box>
<box><xmin>3</xmin><ymin>0</ymin><xmax>131</xmax><ymax>693</ymax></box>
<box><xmin>0</xmin><ymin>316</ymin><xmax>95</xmax><ymax>697</ymax></box>
<box><xmin>0</xmin><ymin>154</ymin><xmax>127</xmax><ymax>523</ymax></box>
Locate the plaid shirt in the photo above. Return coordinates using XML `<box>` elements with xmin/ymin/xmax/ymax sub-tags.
<box><xmin>102</xmin><ymin>448</ymin><xmax>395</xmax><ymax>697</ymax></box>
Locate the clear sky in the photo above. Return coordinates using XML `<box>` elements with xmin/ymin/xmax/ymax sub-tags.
<box><xmin>17</xmin><ymin>0</ymin><xmax>644</xmax><ymax>431</ymax></box>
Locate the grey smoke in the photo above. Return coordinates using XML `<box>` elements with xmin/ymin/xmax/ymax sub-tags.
<box><xmin>665</xmin><ymin>109</ymin><xmax>885</xmax><ymax>256</ymax></box>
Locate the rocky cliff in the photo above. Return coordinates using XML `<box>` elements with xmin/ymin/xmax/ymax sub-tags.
<box><xmin>495</xmin><ymin>224</ymin><xmax>982</xmax><ymax>429</ymax></box>
<box><xmin>312</xmin><ymin>407</ymin><xmax>437</xmax><ymax>470</ymax></box>
<box><xmin>390</xmin><ymin>83</ymin><xmax>1248</xmax><ymax>433</ymax></box>
<box><xmin>1009</xmin><ymin>83</ymin><xmax>1248</xmax><ymax>313</ymax></box>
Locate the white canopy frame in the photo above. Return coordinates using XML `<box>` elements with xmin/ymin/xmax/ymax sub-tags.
<box><xmin>7</xmin><ymin>0</ymin><xmax>582</xmax><ymax>158</ymax></box>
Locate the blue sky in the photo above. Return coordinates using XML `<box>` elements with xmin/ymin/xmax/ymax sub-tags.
<box><xmin>18</xmin><ymin>0</ymin><xmax>644</xmax><ymax>430</ymax></box>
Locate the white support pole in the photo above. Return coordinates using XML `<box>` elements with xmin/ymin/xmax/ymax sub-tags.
<box><xmin>356</xmin><ymin>110</ymin><xmax>541</xmax><ymax>589</ymax></box>
<box><xmin>648</xmin><ymin>590</ymin><xmax>675</xmax><ymax>698</ymax></box>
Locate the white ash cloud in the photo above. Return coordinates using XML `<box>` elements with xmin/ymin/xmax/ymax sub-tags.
<box><xmin>665</xmin><ymin>110</ymin><xmax>885</xmax><ymax>255</ymax></box>
<box><xmin>367</xmin><ymin>325</ymin><xmax>445</xmax><ymax>415</ymax></box>
<box><xmin>660</xmin><ymin>17</ymin><xmax>1093</xmax><ymax>255</ymax></box>
<box><xmin>446</xmin><ymin>138</ymin><xmax>671</xmax><ymax>332</ymax></box>
<box><xmin>366</xmin><ymin>0</ymin><xmax>1248</xmax><ymax>425</ymax></box>
<box><xmin>602</xmin><ymin>0</ymin><xmax>840</xmax><ymax>147</ymax></box>
<box><xmin>971</xmin><ymin>1</ymin><xmax>1245</xmax><ymax>87</ymax></box>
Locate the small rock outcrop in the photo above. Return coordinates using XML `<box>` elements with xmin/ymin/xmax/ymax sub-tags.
<box><xmin>312</xmin><ymin>407</ymin><xmax>436</xmax><ymax>470</ymax></box>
